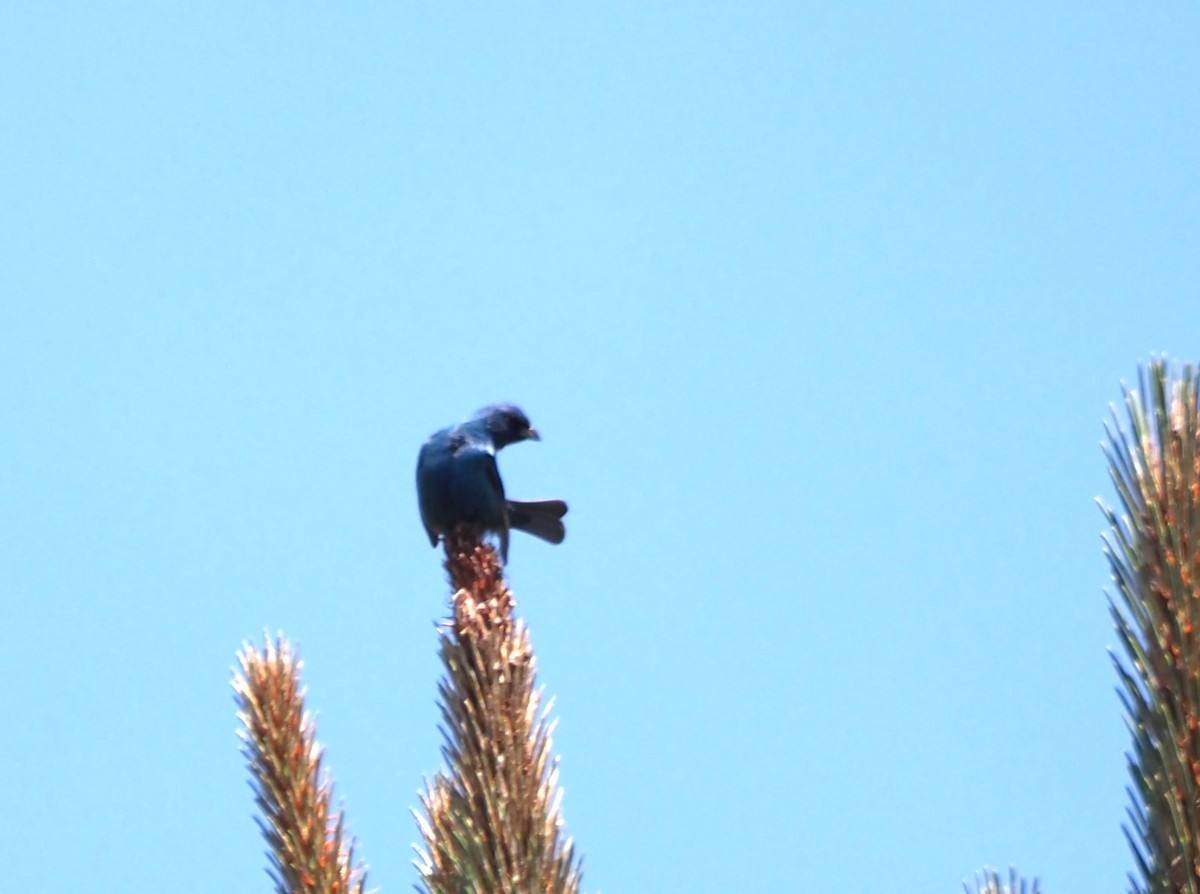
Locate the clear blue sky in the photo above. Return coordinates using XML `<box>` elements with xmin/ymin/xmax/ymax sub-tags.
<box><xmin>2</xmin><ymin>4</ymin><xmax>1197</xmax><ymax>892</ymax></box>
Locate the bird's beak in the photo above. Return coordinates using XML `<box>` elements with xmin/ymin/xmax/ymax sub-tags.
<box><xmin>526</xmin><ymin>427</ymin><xmax>541</xmax><ymax>441</ymax></box>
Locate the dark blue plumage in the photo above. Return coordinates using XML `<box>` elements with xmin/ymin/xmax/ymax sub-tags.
<box><xmin>416</xmin><ymin>404</ymin><xmax>567</xmax><ymax>562</ymax></box>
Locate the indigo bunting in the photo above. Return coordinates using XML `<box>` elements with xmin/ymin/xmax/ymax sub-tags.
<box><xmin>417</xmin><ymin>404</ymin><xmax>568</xmax><ymax>562</ymax></box>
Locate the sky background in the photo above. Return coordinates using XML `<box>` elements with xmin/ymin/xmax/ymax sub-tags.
<box><xmin>2</xmin><ymin>4</ymin><xmax>1198</xmax><ymax>892</ymax></box>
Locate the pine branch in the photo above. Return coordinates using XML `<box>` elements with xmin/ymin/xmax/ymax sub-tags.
<box><xmin>234</xmin><ymin>635</ymin><xmax>368</xmax><ymax>894</ymax></box>
<box><xmin>415</xmin><ymin>527</ymin><xmax>583</xmax><ymax>894</ymax></box>
<box><xmin>1104</xmin><ymin>361</ymin><xmax>1200</xmax><ymax>894</ymax></box>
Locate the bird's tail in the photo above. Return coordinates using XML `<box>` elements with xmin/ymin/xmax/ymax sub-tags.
<box><xmin>507</xmin><ymin>498</ymin><xmax>568</xmax><ymax>544</ymax></box>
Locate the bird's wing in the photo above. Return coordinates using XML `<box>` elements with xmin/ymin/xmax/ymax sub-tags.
<box><xmin>455</xmin><ymin>424</ymin><xmax>506</xmax><ymax>501</ymax></box>
<box><xmin>476</xmin><ymin>442</ymin><xmax>511</xmax><ymax>561</ymax></box>
<box><xmin>416</xmin><ymin>431</ymin><xmax>453</xmax><ymax>546</ymax></box>
<box><xmin>482</xmin><ymin>451</ymin><xmax>506</xmax><ymax>502</ymax></box>
<box><xmin>447</xmin><ymin>424</ymin><xmax>513</xmax><ymax>559</ymax></box>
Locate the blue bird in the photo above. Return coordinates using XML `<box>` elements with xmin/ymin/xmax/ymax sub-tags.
<box><xmin>416</xmin><ymin>404</ymin><xmax>567</xmax><ymax>562</ymax></box>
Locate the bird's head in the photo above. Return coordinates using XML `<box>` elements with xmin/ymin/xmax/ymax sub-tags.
<box><xmin>474</xmin><ymin>403</ymin><xmax>541</xmax><ymax>449</ymax></box>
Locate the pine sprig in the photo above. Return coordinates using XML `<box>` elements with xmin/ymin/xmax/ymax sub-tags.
<box><xmin>1104</xmin><ymin>361</ymin><xmax>1200</xmax><ymax>894</ymax></box>
<box><xmin>964</xmin><ymin>868</ymin><xmax>1041</xmax><ymax>894</ymax></box>
<box><xmin>234</xmin><ymin>635</ymin><xmax>368</xmax><ymax>894</ymax></box>
<box><xmin>415</xmin><ymin>528</ymin><xmax>582</xmax><ymax>894</ymax></box>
